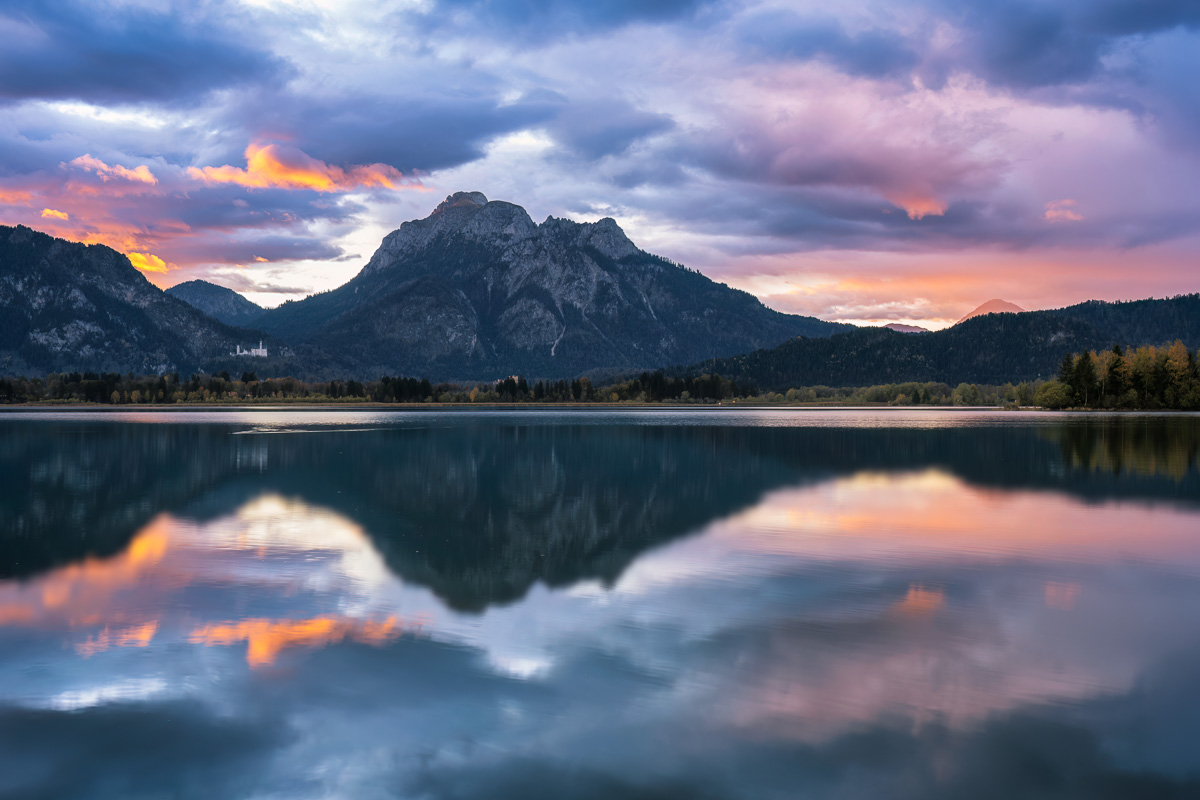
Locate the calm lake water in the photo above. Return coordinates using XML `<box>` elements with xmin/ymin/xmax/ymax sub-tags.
<box><xmin>2</xmin><ymin>408</ymin><xmax>1199</xmax><ymax>799</ymax></box>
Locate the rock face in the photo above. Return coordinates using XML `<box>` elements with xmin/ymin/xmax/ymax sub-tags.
<box><xmin>0</xmin><ymin>225</ymin><xmax>245</xmax><ymax>374</ymax></box>
<box><xmin>166</xmin><ymin>280</ymin><xmax>264</xmax><ymax>328</ymax></box>
<box><xmin>255</xmin><ymin>191</ymin><xmax>849</xmax><ymax>379</ymax></box>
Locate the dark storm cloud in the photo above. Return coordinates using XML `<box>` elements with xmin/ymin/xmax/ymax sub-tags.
<box><xmin>415</xmin><ymin>0</ymin><xmax>717</xmax><ymax>41</ymax></box>
<box><xmin>221</xmin><ymin>90</ymin><xmax>559</xmax><ymax>174</ymax></box>
<box><xmin>928</xmin><ymin>0</ymin><xmax>1200</xmax><ymax>90</ymax></box>
<box><xmin>0</xmin><ymin>0</ymin><xmax>289</xmax><ymax>105</ymax></box>
<box><xmin>735</xmin><ymin>12</ymin><xmax>920</xmax><ymax>79</ymax></box>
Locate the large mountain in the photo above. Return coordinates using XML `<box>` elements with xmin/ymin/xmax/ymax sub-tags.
<box><xmin>0</xmin><ymin>225</ymin><xmax>255</xmax><ymax>375</ymax></box>
<box><xmin>166</xmin><ymin>279</ymin><xmax>264</xmax><ymax>327</ymax></box>
<box><xmin>254</xmin><ymin>192</ymin><xmax>849</xmax><ymax>380</ymax></box>
<box><xmin>682</xmin><ymin>296</ymin><xmax>1200</xmax><ymax>389</ymax></box>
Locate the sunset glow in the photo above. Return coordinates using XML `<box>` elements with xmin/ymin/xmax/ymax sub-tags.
<box><xmin>187</xmin><ymin>142</ymin><xmax>416</xmax><ymax>193</ymax></box>
<box><xmin>0</xmin><ymin>0</ymin><xmax>1195</xmax><ymax>319</ymax></box>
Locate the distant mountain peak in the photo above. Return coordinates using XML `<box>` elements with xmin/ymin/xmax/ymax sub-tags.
<box><xmin>884</xmin><ymin>322</ymin><xmax>930</xmax><ymax>333</ymax></box>
<box><xmin>166</xmin><ymin>279</ymin><xmax>264</xmax><ymax>328</ymax></box>
<box><xmin>433</xmin><ymin>191</ymin><xmax>488</xmax><ymax>214</ymax></box>
<box><xmin>957</xmin><ymin>299</ymin><xmax>1025</xmax><ymax>324</ymax></box>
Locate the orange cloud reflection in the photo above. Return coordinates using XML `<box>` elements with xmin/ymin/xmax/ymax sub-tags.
<box><xmin>189</xmin><ymin>615</ymin><xmax>426</xmax><ymax>668</ymax></box>
<box><xmin>187</xmin><ymin>142</ymin><xmax>416</xmax><ymax>193</ymax></box>
<box><xmin>76</xmin><ymin>621</ymin><xmax>159</xmax><ymax>657</ymax></box>
<box><xmin>890</xmin><ymin>584</ymin><xmax>944</xmax><ymax>617</ymax></box>
<box><xmin>41</xmin><ymin>208</ymin><xmax>69</xmax><ymax>220</ymax></box>
<box><xmin>726</xmin><ymin>470</ymin><xmax>1200</xmax><ymax>567</ymax></box>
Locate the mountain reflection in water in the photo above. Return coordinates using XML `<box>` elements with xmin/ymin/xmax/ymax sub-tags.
<box><xmin>1</xmin><ymin>410</ymin><xmax>1199</xmax><ymax>799</ymax></box>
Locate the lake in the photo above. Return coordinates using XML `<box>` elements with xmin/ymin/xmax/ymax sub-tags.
<box><xmin>2</xmin><ymin>409</ymin><xmax>1199</xmax><ymax>799</ymax></box>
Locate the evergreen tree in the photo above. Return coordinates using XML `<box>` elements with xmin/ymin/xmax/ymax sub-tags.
<box><xmin>1072</xmin><ymin>352</ymin><xmax>1097</xmax><ymax>406</ymax></box>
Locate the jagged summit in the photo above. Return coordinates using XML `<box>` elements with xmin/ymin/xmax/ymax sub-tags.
<box><xmin>433</xmin><ymin>191</ymin><xmax>489</xmax><ymax>213</ymax></box>
<box><xmin>253</xmin><ymin>192</ymin><xmax>849</xmax><ymax>379</ymax></box>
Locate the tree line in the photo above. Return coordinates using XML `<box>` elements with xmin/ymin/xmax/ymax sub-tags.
<box><xmin>1034</xmin><ymin>341</ymin><xmax>1200</xmax><ymax>409</ymax></box>
<box><xmin>0</xmin><ymin>370</ymin><xmax>735</xmax><ymax>405</ymax></box>
<box><xmin>2</xmin><ymin>352</ymin><xmax>1197</xmax><ymax>408</ymax></box>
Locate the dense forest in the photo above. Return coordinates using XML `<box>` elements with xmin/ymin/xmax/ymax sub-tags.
<box><xmin>680</xmin><ymin>295</ymin><xmax>1200</xmax><ymax>389</ymax></box>
<box><xmin>1033</xmin><ymin>342</ymin><xmax>1200</xmax><ymax>409</ymax></box>
<box><xmin>3</xmin><ymin>336</ymin><xmax>1197</xmax><ymax>409</ymax></box>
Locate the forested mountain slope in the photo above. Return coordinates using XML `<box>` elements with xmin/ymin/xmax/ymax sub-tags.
<box><xmin>682</xmin><ymin>296</ymin><xmax>1200</xmax><ymax>389</ymax></box>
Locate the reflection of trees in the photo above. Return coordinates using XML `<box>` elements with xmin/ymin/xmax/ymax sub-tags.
<box><xmin>3</xmin><ymin>417</ymin><xmax>1199</xmax><ymax>605</ymax></box>
<box><xmin>1043</xmin><ymin>417</ymin><xmax>1200</xmax><ymax>481</ymax></box>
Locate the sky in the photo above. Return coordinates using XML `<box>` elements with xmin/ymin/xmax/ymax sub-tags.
<box><xmin>1</xmin><ymin>0</ymin><xmax>1198</xmax><ymax>328</ymax></box>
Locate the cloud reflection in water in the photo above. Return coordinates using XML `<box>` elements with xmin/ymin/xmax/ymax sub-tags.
<box><xmin>0</xmin><ymin>414</ymin><xmax>1198</xmax><ymax>798</ymax></box>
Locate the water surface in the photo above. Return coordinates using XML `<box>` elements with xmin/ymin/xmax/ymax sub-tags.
<box><xmin>2</xmin><ymin>409</ymin><xmax>1199</xmax><ymax>799</ymax></box>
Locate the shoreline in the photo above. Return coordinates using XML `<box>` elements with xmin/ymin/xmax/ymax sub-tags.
<box><xmin>0</xmin><ymin>403</ymin><xmax>1181</xmax><ymax>413</ymax></box>
<box><xmin>0</xmin><ymin>402</ymin><xmax>1001</xmax><ymax>411</ymax></box>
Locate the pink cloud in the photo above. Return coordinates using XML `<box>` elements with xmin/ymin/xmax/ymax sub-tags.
<box><xmin>66</xmin><ymin>155</ymin><xmax>157</xmax><ymax>185</ymax></box>
<box><xmin>1044</xmin><ymin>199</ymin><xmax>1084</xmax><ymax>223</ymax></box>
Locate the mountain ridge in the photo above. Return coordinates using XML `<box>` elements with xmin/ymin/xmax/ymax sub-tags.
<box><xmin>253</xmin><ymin>191</ymin><xmax>850</xmax><ymax>380</ymax></box>
<box><xmin>678</xmin><ymin>295</ymin><xmax>1200</xmax><ymax>389</ymax></box>
<box><xmin>0</xmin><ymin>225</ymin><xmax>254</xmax><ymax>375</ymax></box>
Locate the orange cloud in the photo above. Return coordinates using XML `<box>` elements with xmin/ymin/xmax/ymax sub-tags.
<box><xmin>189</xmin><ymin>615</ymin><xmax>424</xmax><ymax>667</ymax></box>
<box><xmin>1044</xmin><ymin>198</ymin><xmax>1084</xmax><ymax>223</ymax></box>
<box><xmin>127</xmin><ymin>252</ymin><xmax>172</xmax><ymax>273</ymax></box>
<box><xmin>187</xmin><ymin>142</ymin><xmax>415</xmax><ymax>192</ymax></box>
<box><xmin>888</xmin><ymin>192</ymin><xmax>948</xmax><ymax>220</ymax></box>
<box><xmin>66</xmin><ymin>154</ymin><xmax>157</xmax><ymax>185</ymax></box>
<box><xmin>41</xmin><ymin>208</ymin><xmax>69</xmax><ymax>220</ymax></box>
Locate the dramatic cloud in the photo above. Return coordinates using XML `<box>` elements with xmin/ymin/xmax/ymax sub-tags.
<box><xmin>187</xmin><ymin>142</ymin><xmax>418</xmax><ymax>193</ymax></box>
<box><xmin>0</xmin><ymin>0</ymin><xmax>1198</xmax><ymax>318</ymax></box>
<box><xmin>0</xmin><ymin>0</ymin><xmax>288</xmax><ymax>105</ymax></box>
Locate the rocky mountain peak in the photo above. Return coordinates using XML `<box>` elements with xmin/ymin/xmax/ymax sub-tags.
<box><xmin>433</xmin><ymin>191</ymin><xmax>488</xmax><ymax>214</ymax></box>
<box><xmin>540</xmin><ymin>215</ymin><xmax>639</xmax><ymax>261</ymax></box>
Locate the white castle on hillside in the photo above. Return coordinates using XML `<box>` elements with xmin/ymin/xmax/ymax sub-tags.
<box><xmin>232</xmin><ymin>340</ymin><xmax>268</xmax><ymax>358</ymax></box>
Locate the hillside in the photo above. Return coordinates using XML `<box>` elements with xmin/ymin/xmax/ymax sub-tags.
<box><xmin>254</xmin><ymin>192</ymin><xmax>850</xmax><ymax>380</ymax></box>
<box><xmin>166</xmin><ymin>279</ymin><xmax>264</xmax><ymax>327</ymax></box>
<box><xmin>0</xmin><ymin>226</ymin><xmax>253</xmax><ymax>375</ymax></box>
<box><xmin>681</xmin><ymin>296</ymin><xmax>1200</xmax><ymax>389</ymax></box>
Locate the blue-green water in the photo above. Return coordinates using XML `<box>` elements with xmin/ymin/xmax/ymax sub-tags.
<box><xmin>2</xmin><ymin>409</ymin><xmax>1199</xmax><ymax>799</ymax></box>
